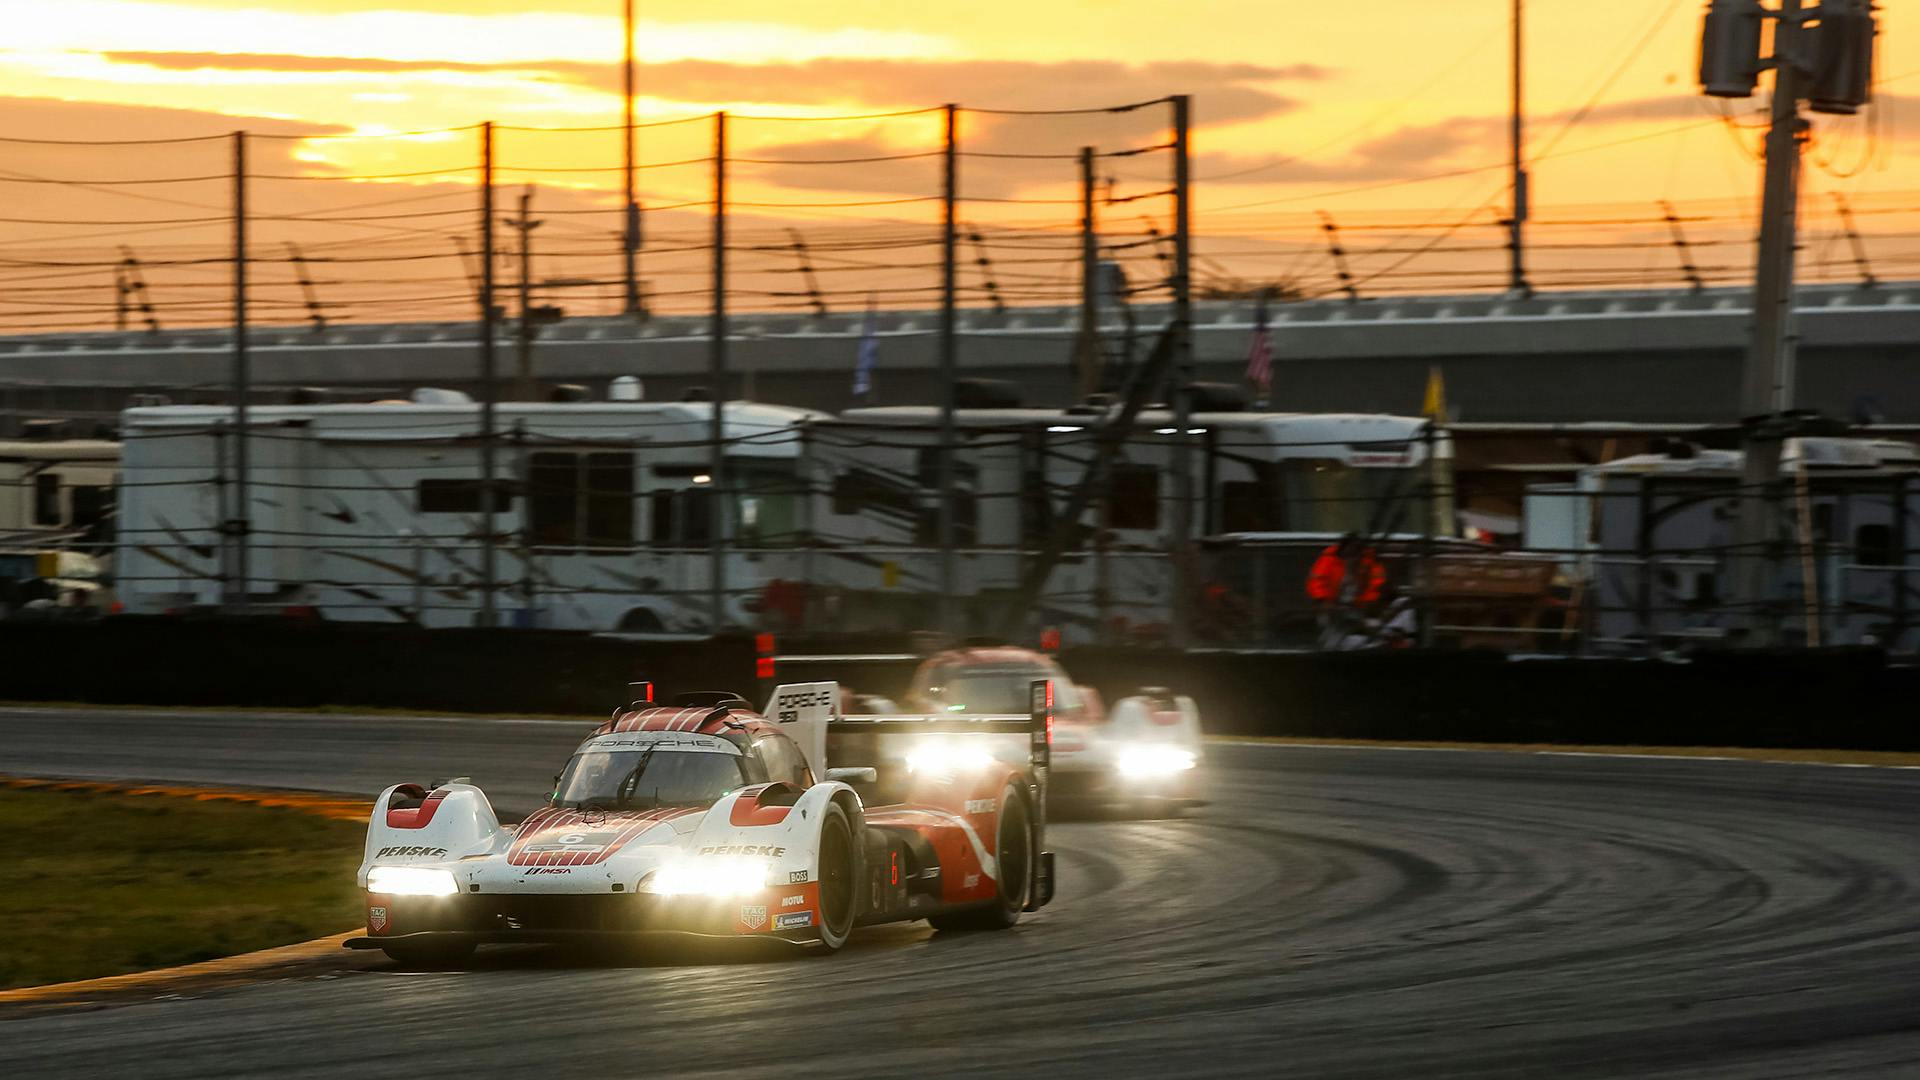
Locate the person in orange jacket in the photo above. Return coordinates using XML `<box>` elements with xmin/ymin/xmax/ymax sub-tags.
<box><xmin>1306</xmin><ymin>533</ymin><xmax>1386</xmax><ymax>608</ymax></box>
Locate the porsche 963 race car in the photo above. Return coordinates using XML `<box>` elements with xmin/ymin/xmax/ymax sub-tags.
<box><xmin>346</xmin><ymin>680</ymin><xmax>1055</xmax><ymax>966</ymax></box>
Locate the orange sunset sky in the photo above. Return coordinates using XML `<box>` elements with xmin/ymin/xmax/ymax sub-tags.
<box><xmin>0</xmin><ymin>1</ymin><xmax>1915</xmax><ymax>327</ymax></box>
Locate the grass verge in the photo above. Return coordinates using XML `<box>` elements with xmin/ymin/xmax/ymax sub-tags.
<box><xmin>0</xmin><ymin>785</ymin><xmax>365</xmax><ymax>990</ymax></box>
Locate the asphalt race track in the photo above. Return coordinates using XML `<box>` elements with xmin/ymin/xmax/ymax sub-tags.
<box><xmin>6</xmin><ymin>706</ymin><xmax>1920</xmax><ymax>1078</ymax></box>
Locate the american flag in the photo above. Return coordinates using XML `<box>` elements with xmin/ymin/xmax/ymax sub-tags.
<box><xmin>1244</xmin><ymin>294</ymin><xmax>1273</xmax><ymax>397</ymax></box>
<box><xmin>852</xmin><ymin>295</ymin><xmax>878</xmax><ymax>401</ymax></box>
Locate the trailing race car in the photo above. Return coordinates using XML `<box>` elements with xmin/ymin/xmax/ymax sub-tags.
<box><xmin>346</xmin><ymin>681</ymin><xmax>1054</xmax><ymax>967</ymax></box>
<box><xmin>894</xmin><ymin>646</ymin><xmax>1203</xmax><ymax>811</ymax></box>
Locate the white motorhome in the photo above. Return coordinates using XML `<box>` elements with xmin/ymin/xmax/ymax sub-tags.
<box><xmin>1525</xmin><ymin>437</ymin><xmax>1920</xmax><ymax>651</ymax></box>
<box><xmin>0</xmin><ymin>437</ymin><xmax>119</xmax><ymax>546</ymax></box>
<box><xmin>116</xmin><ymin>394</ymin><xmax>820</xmax><ymax>631</ymax></box>
<box><xmin>798</xmin><ymin>405</ymin><xmax>1449</xmax><ymax>643</ymax></box>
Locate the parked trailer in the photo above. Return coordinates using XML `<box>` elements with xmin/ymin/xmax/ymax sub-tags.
<box><xmin>796</xmin><ymin>406</ymin><xmax>1451</xmax><ymax>644</ymax></box>
<box><xmin>116</xmin><ymin>396</ymin><xmax>820</xmax><ymax>631</ymax></box>
<box><xmin>1525</xmin><ymin>437</ymin><xmax>1920</xmax><ymax>652</ymax></box>
<box><xmin>0</xmin><ymin>438</ymin><xmax>118</xmax><ymax>547</ymax></box>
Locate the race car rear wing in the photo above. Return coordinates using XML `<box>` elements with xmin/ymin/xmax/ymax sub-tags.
<box><xmin>762</xmin><ymin>677</ymin><xmax>1055</xmax><ymax>911</ymax></box>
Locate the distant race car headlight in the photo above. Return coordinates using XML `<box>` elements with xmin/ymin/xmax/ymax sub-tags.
<box><xmin>905</xmin><ymin>740</ymin><xmax>998</xmax><ymax>778</ymax></box>
<box><xmin>643</xmin><ymin>856</ymin><xmax>770</xmax><ymax>897</ymax></box>
<box><xmin>367</xmin><ymin>865</ymin><xmax>459</xmax><ymax>897</ymax></box>
<box><xmin>1115</xmin><ymin>745</ymin><xmax>1198</xmax><ymax>780</ymax></box>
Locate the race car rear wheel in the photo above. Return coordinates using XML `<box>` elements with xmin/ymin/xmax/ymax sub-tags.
<box><xmin>814</xmin><ymin>801</ymin><xmax>859</xmax><ymax>952</ymax></box>
<box><xmin>929</xmin><ymin>783</ymin><xmax>1029</xmax><ymax>932</ymax></box>
<box><xmin>379</xmin><ymin>940</ymin><xmax>475</xmax><ymax>970</ymax></box>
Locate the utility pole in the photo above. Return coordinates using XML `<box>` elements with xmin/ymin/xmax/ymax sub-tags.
<box><xmin>938</xmin><ymin>103</ymin><xmax>959</xmax><ymax>637</ymax></box>
<box><xmin>709</xmin><ymin>110</ymin><xmax>728</xmax><ymax>635</ymax></box>
<box><xmin>229</xmin><ymin>130</ymin><xmax>251</xmax><ymax>613</ymax></box>
<box><xmin>1507</xmin><ymin>0</ymin><xmax>1531</xmax><ymax>298</ymax></box>
<box><xmin>1701</xmin><ymin>0</ymin><xmax>1878</xmax><ymax>645</ymax></box>
<box><xmin>508</xmin><ymin>186</ymin><xmax>542</xmax><ymax>402</ymax></box>
<box><xmin>1169</xmin><ymin>94</ymin><xmax>1194</xmax><ymax>648</ymax></box>
<box><xmin>1076</xmin><ymin>146</ymin><xmax>1101</xmax><ymax>397</ymax></box>
<box><xmin>622</xmin><ymin>0</ymin><xmax>644</xmax><ymax>318</ymax></box>
<box><xmin>478</xmin><ymin>121</ymin><xmax>499</xmax><ymax>629</ymax></box>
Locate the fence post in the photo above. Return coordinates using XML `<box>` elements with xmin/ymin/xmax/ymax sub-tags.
<box><xmin>1169</xmin><ymin>94</ymin><xmax>1193</xmax><ymax>648</ymax></box>
<box><xmin>229</xmin><ymin>130</ymin><xmax>250</xmax><ymax>611</ymax></box>
<box><xmin>709</xmin><ymin>110</ymin><xmax>728</xmax><ymax>635</ymax></box>
<box><xmin>478</xmin><ymin>120</ymin><xmax>499</xmax><ymax>628</ymax></box>
<box><xmin>938</xmin><ymin>103</ymin><xmax>959</xmax><ymax>637</ymax></box>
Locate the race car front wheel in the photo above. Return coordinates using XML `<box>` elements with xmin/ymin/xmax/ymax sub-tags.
<box><xmin>814</xmin><ymin>801</ymin><xmax>859</xmax><ymax>952</ymax></box>
<box><xmin>380</xmin><ymin>940</ymin><xmax>475</xmax><ymax>970</ymax></box>
<box><xmin>929</xmin><ymin>783</ymin><xmax>1029</xmax><ymax>932</ymax></box>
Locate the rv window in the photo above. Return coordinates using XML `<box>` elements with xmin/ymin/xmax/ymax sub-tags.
<box><xmin>915</xmin><ymin>448</ymin><xmax>977</xmax><ymax>489</ymax></box>
<box><xmin>33</xmin><ymin>473</ymin><xmax>60</xmax><ymax>526</ymax></box>
<box><xmin>583</xmin><ymin>453</ymin><xmax>635</xmax><ymax>546</ymax></box>
<box><xmin>732</xmin><ymin>461</ymin><xmax>803</xmax><ymax>547</ymax></box>
<box><xmin>528</xmin><ymin>453</ymin><xmax>578</xmax><ymax>546</ymax></box>
<box><xmin>528</xmin><ymin>452</ymin><xmax>635</xmax><ymax>547</ymax></box>
<box><xmin>417</xmin><ymin>479</ymin><xmax>484</xmax><ymax>514</ymax></box>
<box><xmin>69</xmin><ymin>485</ymin><xmax>110</xmax><ymax>531</ymax></box>
<box><xmin>833</xmin><ymin>468</ymin><xmax>916</xmax><ymax>520</ymax></box>
<box><xmin>1219</xmin><ymin>478</ymin><xmax>1283</xmax><ymax>533</ymax></box>
<box><xmin>1856</xmin><ymin>524</ymin><xmax>1895</xmax><ymax>567</ymax></box>
<box><xmin>1109</xmin><ymin>464</ymin><xmax>1160</xmax><ymax>531</ymax></box>
<box><xmin>651</xmin><ymin>487</ymin><xmax>713</xmax><ymax>547</ymax></box>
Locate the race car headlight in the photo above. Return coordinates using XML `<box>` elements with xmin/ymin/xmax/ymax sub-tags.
<box><xmin>643</xmin><ymin>857</ymin><xmax>770</xmax><ymax>897</ymax></box>
<box><xmin>905</xmin><ymin>740</ymin><xmax>998</xmax><ymax>778</ymax></box>
<box><xmin>1115</xmin><ymin>745</ymin><xmax>1198</xmax><ymax>779</ymax></box>
<box><xmin>367</xmin><ymin>865</ymin><xmax>459</xmax><ymax>897</ymax></box>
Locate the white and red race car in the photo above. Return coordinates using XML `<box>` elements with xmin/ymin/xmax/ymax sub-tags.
<box><xmin>893</xmin><ymin>647</ymin><xmax>1204</xmax><ymax>811</ymax></box>
<box><xmin>346</xmin><ymin>681</ymin><xmax>1054</xmax><ymax>967</ymax></box>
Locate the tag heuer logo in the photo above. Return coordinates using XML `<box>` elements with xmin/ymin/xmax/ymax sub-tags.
<box><xmin>368</xmin><ymin>906</ymin><xmax>389</xmax><ymax>933</ymax></box>
<box><xmin>739</xmin><ymin>905</ymin><xmax>767</xmax><ymax>930</ymax></box>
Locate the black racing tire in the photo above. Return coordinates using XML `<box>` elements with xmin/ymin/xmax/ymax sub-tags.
<box><xmin>379</xmin><ymin>940</ymin><xmax>475</xmax><ymax>969</ymax></box>
<box><xmin>813</xmin><ymin>801</ymin><xmax>861</xmax><ymax>953</ymax></box>
<box><xmin>929</xmin><ymin>783</ymin><xmax>1030</xmax><ymax>932</ymax></box>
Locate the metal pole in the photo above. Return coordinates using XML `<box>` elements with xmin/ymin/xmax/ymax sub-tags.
<box><xmin>230</xmin><ymin>129</ymin><xmax>250</xmax><ymax>612</ymax></box>
<box><xmin>1169</xmin><ymin>94</ymin><xmax>1194</xmax><ymax>648</ymax></box>
<box><xmin>622</xmin><ymin>0</ymin><xmax>643</xmax><ymax>317</ymax></box>
<box><xmin>478</xmin><ymin>121</ymin><xmax>499</xmax><ymax>628</ymax></box>
<box><xmin>515</xmin><ymin>185</ymin><xmax>536</xmax><ymax>402</ymax></box>
<box><xmin>1508</xmin><ymin>0</ymin><xmax>1530</xmax><ymax>298</ymax></box>
<box><xmin>939</xmin><ymin>102</ymin><xmax>959</xmax><ymax>636</ymax></box>
<box><xmin>709</xmin><ymin>110</ymin><xmax>728</xmax><ymax>634</ymax></box>
<box><xmin>1078</xmin><ymin>146</ymin><xmax>1100</xmax><ymax>398</ymax></box>
<box><xmin>1732</xmin><ymin>0</ymin><xmax>1809</xmax><ymax>646</ymax></box>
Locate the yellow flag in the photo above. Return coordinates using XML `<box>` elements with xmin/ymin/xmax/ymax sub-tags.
<box><xmin>1422</xmin><ymin>365</ymin><xmax>1447</xmax><ymax>420</ymax></box>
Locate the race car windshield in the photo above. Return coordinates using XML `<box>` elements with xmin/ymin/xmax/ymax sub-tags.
<box><xmin>552</xmin><ymin>749</ymin><xmax>745</xmax><ymax>809</ymax></box>
<box><xmin>920</xmin><ymin>667</ymin><xmax>1067</xmax><ymax>714</ymax></box>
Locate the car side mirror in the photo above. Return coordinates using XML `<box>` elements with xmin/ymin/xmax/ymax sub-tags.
<box><xmin>825</xmin><ymin>767</ymin><xmax>877</xmax><ymax>784</ymax></box>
